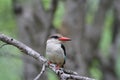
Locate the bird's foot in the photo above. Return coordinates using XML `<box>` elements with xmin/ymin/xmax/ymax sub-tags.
<box><xmin>56</xmin><ymin>65</ymin><xmax>61</xmax><ymax>70</ymax></box>
<box><xmin>48</xmin><ymin>61</ymin><xmax>52</xmax><ymax>65</ymax></box>
<box><xmin>47</xmin><ymin>61</ymin><xmax>61</xmax><ymax>70</ymax></box>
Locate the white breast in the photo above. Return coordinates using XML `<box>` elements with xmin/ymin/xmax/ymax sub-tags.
<box><xmin>46</xmin><ymin>40</ymin><xmax>65</xmax><ymax>67</ymax></box>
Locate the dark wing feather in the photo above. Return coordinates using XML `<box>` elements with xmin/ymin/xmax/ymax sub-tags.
<box><xmin>61</xmin><ymin>44</ymin><xmax>66</xmax><ymax>67</ymax></box>
<box><xmin>61</xmin><ymin>44</ymin><xmax>66</xmax><ymax>56</ymax></box>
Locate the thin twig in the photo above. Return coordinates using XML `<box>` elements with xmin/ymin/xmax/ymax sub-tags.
<box><xmin>0</xmin><ymin>43</ymin><xmax>8</xmax><ymax>48</ymax></box>
<box><xmin>34</xmin><ymin>64</ymin><xmax>46</xmax><ymax>80</ymax></box>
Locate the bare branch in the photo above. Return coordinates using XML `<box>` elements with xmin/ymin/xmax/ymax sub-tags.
<box><xmin>0</xmin><ymin>34</ymin><xmax>46</xmax><ymax>63</ymax></box>
<box><xmin>34</xmin><ymin>64</ymin><xmax>46</xmax><ymax>80</ymax></box>
<box><xmin>49</xmin><ymin>64</ymin><xmax>95</xmax><ymax>80</ymax></box>
<box><xmin>0</xmin><ymin>34</ymin><xmax>95</xmax><ymax>80</ymax></box>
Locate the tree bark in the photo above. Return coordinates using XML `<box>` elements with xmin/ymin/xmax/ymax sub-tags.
<box><xmin>61</xmin><ymin>1</ymin><xmax>116</xmax><ymax>80</ymax></box>
<box><xmin>102</xmin><ymin>0</ymin><xmax>120</xmax><ymax>80</ymax></box>
<box><xmin>12</xmin><ymin>0</ymin><xmax>58</xmax><ymax>80</ymax></box>
<box><xmin>61</xmin><ymin>0</ymin><xmax>87</xmax><ymax>75</ymax></box>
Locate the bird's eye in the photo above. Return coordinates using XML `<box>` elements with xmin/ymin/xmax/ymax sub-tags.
<box><xmin>50</xmin><ymin>36</ymin><xmax>59</xmax><ymax>39</ymax></box>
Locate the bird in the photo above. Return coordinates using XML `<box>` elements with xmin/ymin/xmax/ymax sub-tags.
<box><xmin>46</xmin><ymin>34</ymin><xmax>71</xmax><ymax>69</ymax></box>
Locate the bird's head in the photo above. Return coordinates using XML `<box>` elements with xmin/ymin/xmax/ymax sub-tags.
<box><xmin>47</xmin><ymin>34</ymin><xmax>71</xmax><ymax>44</ymax></box>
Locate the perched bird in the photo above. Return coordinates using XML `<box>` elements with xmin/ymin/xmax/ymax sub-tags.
<box><xmin>46</xmin><ymin>34</ymin><xmax>71</xmax><ymax>69</ymax></box>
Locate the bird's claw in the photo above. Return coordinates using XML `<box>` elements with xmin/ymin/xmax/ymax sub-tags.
<box><xmin>56</xmin><ymin>65</ymin><xmax>61</xmax><ymax>70</ymax></box>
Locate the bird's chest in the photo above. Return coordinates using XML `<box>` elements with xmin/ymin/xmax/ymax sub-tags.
<box><xmin>46</xmin><ymin>43</ymin><xmax>65</xmax><ymax>65</ymax></box>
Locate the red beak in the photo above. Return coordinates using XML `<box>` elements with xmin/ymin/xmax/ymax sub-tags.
<box><xmin>58</xmin><ymin>37</ymin><xmax>71</xmax><ymax>41</ymax></box>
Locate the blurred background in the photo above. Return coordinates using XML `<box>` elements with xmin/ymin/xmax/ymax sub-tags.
<box><xmin>0</xmin><ymin>0</ymin><xmax>120</xmax><ymax>80</ymax></box>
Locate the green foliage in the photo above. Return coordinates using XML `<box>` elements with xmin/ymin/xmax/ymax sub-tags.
<box><xmin>47</xmin><ymin>69</ymin><xmax>58</xmax><ymax>80</ymax></box>
<box><xmin>0</xmin><ymin>49</ymin><xmax>22</xmax><ymax>80</ymax></box>
<box><xmin>90</xmin><ymin>60</ymin><xmax>102</xmax><ymax>80</ymax></box>
<box><xmin>0</xmin><ymin>0</ymin><xmax>16</xmax><ymax>36</ymax></box>
<box><xmin>116</xmin><ymin>54</ymin><xmax>120</xmax><ymax>80</ymax></box>
<box><xmin>42</xmin><ymin>0</ymin><xmax>51</xmax><ymax>10</ymax></box>
<box><xmin>87</xmin><ymin>0</ymin><xmax>116</xmax><ymax>80</ymax></box>
<box><xmin>115</xmin><ymin>41</ymin><xmax>120</xmax><ymax>80</ymax></box>
<box><xmin>0</xmin><ymin>44</ymin><xmax>23</xmax><ymax>80</ymax></box>
<box><xmin>86</xmin><ymin>0</ymin><xmax>99</xmax><ymax>25</ymax></box>
<box><xmin>42</xmin><ymin>0</ymin><xmax>64</xmax><ymax>28</ymax></box>
<box><xmin>53</xmin><ymin>1</ymin><xmax>64</xmax><ymax>28</ymax></box>
<box><xmin>0</xmin><ymin>0</ymin><xmax>22</xmax><ymax>80</ymax></box>
<box><xmin>100</xmin><ymin>10</ymin><xmax>113</xmax><ymax>56</ymax></box>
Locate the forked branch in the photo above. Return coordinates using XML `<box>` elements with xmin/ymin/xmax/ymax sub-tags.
<box><xmin>0</xmin><ymin>34</ymin><xmax>95</xmax><ymax>80</ymax></box>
